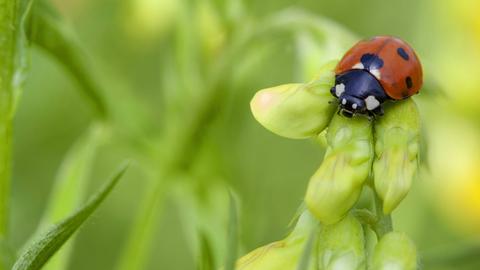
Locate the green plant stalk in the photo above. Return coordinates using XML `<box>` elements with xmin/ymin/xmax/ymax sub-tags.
<box><xmin>0</xmin><ymin>0</ymin><xmax>18</xmax><ymax>239</ymax></box>
<box><xmin>116</xmin><ymin>12</ymin><xmax>247</xmax><ymax>270</ymax></box>
<box><xmin>119</xmin><ymin>7</ymin><xmax>355</xmax><ymax>269</ymax></box>
<box><xmin>116</xmin><ymin>74</ymin><xmax>229</xmax><ymax>269</ymax></box>
<box><xmin>115</xmin><ymin>169</ymin><xmax>168</xmax><ymax>270</ymax></box>
<box><xmin>224</xmin><ymin>192</ymin><xmax>239</xmax><ymax>270</ymax></box>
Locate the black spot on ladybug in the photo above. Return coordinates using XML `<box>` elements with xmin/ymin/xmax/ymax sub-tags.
<box><xmin>406</xmin><ymin>76</ymin><xmax>413</xmax><ymax>89</ymax></box>
<box><xmin>360</xmin><ymin>53</ymin><xmax>384</xmax><ymax>70</ymax></box>
<box><xmin>397</xmin><ymin>47</ymin><xmax>409</xmax><ymax>61</ymax></box>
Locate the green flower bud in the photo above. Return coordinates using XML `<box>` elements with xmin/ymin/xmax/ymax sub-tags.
<box><xmin>371</xmin><ymin>232</ymin><xmax>417</xmax><ymax>270</ymax></box>
<box><xmin>306</xmin><ymin>114</ymin><xmax>373</xmax><ymax>224</ymax></box>
<box><xmin>250</xmin><ymin>71</ymin><xmax>336</xmax><ymax>139</ymax></box>
<box><xmin>373</xmin><ymin>99</ymin><xmax>420</xmax><ymax>214</ymax></box>
<box><xmin>364</xmin><ymin>225</ymin><xmax>378</xmax><ymax>269</ymax></box>
<box><xmin>124</xmin><ymin>0</ymin><xmax>178</xmax><ymax>41</ymax></box>
<box><xmin>196</xmin><ymin>0</ymin><xmax>226</xmax><ymax>59</ymax></box>
<box><xmin>318</xmin><ymin>214</ymin><xmax>366</xmax><ymax>270</ymax></box>
<box><xmin>235</xmin><ymin>212</ymin><xmax>317</xmax><ymax>270</ymax></box>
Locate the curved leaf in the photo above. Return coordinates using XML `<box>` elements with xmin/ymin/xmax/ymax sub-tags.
<box><xmin>28</xmin><ymin>3</ymin><xmax>107</xmax><ymax>118</ymax></box>
<box><xmin>12</xmin><ymin>162</ymin><xmax>129</xmax><ymax>270</ymax></box>
<box><xmin>27</xmin><ymin>123</ymin><xmax>104</xmax><ymax>270</ymax></box>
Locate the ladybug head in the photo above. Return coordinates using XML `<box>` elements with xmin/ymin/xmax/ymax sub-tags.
<box><xmin>338</xmin><ymin>95</ymin><xmax>366</xmax><ymax>117</ymax></box>
<box><xmin>331</xmin><ymin>69</ymin><xmax>388</xmax><ymax>117</ymax></box>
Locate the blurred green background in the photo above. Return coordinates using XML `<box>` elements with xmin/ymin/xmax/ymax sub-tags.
<box><xmin>10</xmin><ymin>0</ymin><xmax>480</xmax><ymax>269</ymax></box>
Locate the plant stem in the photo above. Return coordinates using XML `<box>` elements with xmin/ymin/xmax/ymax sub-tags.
<box><xmin>0</xmin><ymin>0</ymin><xmax>18</xmax><ymax>239</ymax></box>
<box><xmin>116</xmin><ymin>11</ymin><xmax>250</xmax><ymax>270</ymax></box>
<box><xmin>373</xmin><ymin>192</ymin><xmax>393</xmax><ymax>238</ymax></box>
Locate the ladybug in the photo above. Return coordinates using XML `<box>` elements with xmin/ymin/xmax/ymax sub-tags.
<box><xmin>331</xmin><ymin>36</ymin><xmax>423</xmax><ymax>118</ymax></box>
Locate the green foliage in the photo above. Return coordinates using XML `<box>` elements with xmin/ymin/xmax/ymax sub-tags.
<box><xmin>0</xmin><ymin>0</ymin><xmax>33</xmax><ymax>240</ymax></box>
<box><xmin>12</xmin><ymin>162</ymin><xmax>129</xmax><ymax>270</ymax></box>
<box><xmin>0</xmin><ymin>0</ymin><xmax>478</xmax><ymax>269</ymax></box>
<box><xmin>248</xmin><ymin>31</ymin><xmax>422</xmax><ymax>270</ymax></box>
<box><xmin>28</xmin><ymin>3</ymin><xmax>107</xmax><ymax>118</ymax></box>
<box><xmin>36</xmin><ymin>123</ymin><xmax>104</xmax><ymax>270</ymax></box>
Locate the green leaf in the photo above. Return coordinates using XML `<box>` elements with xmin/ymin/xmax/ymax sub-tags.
<box><xmin>224</xmin><ymin>191</ymin><xmax>239</xmax><ymax>270</ymax></box>
<box><xmin>12</xmin><ymin>162</ymin><xmax>129</xmax><ymax>270</ymax></box>
<box><xmin>26</xmin><ymin>123</ymin><xmax>104</xmax><ymax>270</ymax></box>
<box><xmin>28</xmin><ymin>3</ymin><xmax>107</xmax><ymax>118</ymax></box>
<box><xmin>41</xmin><ymin>123</ymin><xmax>103</xmax><ymax>226</ymax></box>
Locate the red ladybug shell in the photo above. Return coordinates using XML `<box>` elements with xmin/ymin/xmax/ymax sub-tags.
<box><xmin>335</xmin><ymin>36</ymin><xmax>423</xmax><ymax>100</ymax></box>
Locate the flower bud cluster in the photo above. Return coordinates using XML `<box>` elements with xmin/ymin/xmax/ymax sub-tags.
<box><xmin>245</xmin><ymin>63</ymin><xmax>421</xmax><ymax>269</ymax></box>
<box><xmin>236</xmin><ymin>212</ymin><xmax>417</xmax><ymax>270</ymax></box>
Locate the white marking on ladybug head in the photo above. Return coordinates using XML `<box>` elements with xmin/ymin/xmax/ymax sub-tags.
<box><xmin>352</xmin><ymin>62</ymin><xmax>364</xmax><ymax>69</ymax></box>
<box><xmin>370</xmin><ymin>69</ymin><xmax>381</xmax><ymax>80</ymax></box>
<box><xmin>342</xmin><ymin>98</ymin><xmax>347</xmax><ymax>105</ymax></box>
<box><xmin>352</xmin><ymin>103</ymin><xmax>358</xmax><ymax>109</ymax></box>
<box><xmin>335</xmin><ymin>83</ymin><xmax>345</xmax><ymax>97</ymax></box>
<box><xmin>365</xmin><ymin>96</ymin><xmax>380</xmax><ymax>110</ymax></box>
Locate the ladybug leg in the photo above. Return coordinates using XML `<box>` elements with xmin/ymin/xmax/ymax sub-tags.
<box><xmin>372</xmin><ymin>105</ymin><xmax>385</xmax><ymax>116</ymax></box>
<box><xmin>367</xmin><ymin>111</ymin><xmax>376</xmax><ymax>121</ymax></box>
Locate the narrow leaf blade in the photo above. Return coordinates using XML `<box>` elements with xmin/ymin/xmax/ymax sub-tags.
<box><xmin>12</xmin><ymin>162</ymin><xmax>129</xmax><ymax>270</ymax></box>
<box><xmin>224</xmin><ymin>192</ymin><xmax>239</xmax><ymax>270</ymax></box>
<box><xmin>37</xmin><ymin>124</ymin><xmax>103</xmax><ymax>270</ymax></box>
<box><xmin>28</xmin><ymin>3</ymin><xmax>107</xmax><ymax>118</ymax></box>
